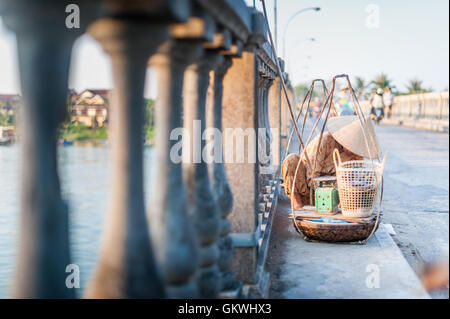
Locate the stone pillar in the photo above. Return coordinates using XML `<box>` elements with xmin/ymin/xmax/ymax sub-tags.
<box><xmin>280</xmin><ymin>79</ymin><xmax>295</xmax><ymax>153</ymax></box>
<box><xmin>148</xmin><ymin>41</ymin><xmax>202</xmax><ymax>298</ymax></box>
<box><xmin>268</xmin><ymin>76</ymin><xmax>282</xmax><ymax>169</ymax></box>
<box><xmin>205</xmin><ymin>57</ymin><xmax>237</xmax><ymax>291</ymax></box>
<box><xmin>84</xmin><ymin>19</ymin><xmax>167</xmax><ymax>299</ymax></box>
<box><xmin>183</xmin><ymin>52</ymin><xmax>223</xmax><ymax>298</ymax></box>
<box><xmin>260</xmin><ymin>75</ymin><xmax>274</xmax><ymax>171</ymax></box>
<box><xmin>222</xmin><ymin>49</ymin><xmax>259</xmax><ymax>285</ymax></box>
<box><xmin>0</xmin><ymin>0</ymin><xmax>96</xmax><ymax>298</ymax></box>
<box><xmin>281</xmin><ymin>88</ymin><xmax>290</xmax><ymax>139</ymax></box>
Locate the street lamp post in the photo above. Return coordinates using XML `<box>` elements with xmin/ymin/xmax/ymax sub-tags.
<box><xmin>274</xmin><ymin>0</ymin><xmax>278</xmax><ymax>50</ymax></box>
<box><xmin>282</xmin><ymin>7</ymin><xmax>321</xmax><ymax>60</ymax></box>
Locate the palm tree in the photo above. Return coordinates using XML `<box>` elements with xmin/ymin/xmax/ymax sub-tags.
<box><xmin>354</xmin><ymin>76</ymin><xmax>369</xmax><ymax>98</ymax></box>
<box><xmin>372</xmin><ymin>73</ymin><xmax>393</xmax><ymax>90</ymax></box>
<box><xmin>406</xmin><ymin>78</ymin><xmax>432</xmax><ymax>94</ymax></box>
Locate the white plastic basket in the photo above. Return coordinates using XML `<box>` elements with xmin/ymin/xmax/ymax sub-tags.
<box><xmin>333</xmin><ymin>149</ymin><xmax>387</xmax><ymax>218</ymax></box>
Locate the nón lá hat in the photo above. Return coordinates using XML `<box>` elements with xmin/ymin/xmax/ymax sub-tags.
<box><xmin>327</xmin><ymin>116</ymin><xmax>381</xmax><ymax>159</ymax></box>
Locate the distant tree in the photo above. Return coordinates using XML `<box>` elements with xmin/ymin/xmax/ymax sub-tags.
<box><xmin>406</xmin><ymin>78</ymin><xmax>433</xmax><ymax>94</ymax></box>
<box><xmin>372</xmin><ymin>73</ymin><xmax>394</xmax><ymax>91</ymax></box>
<box><xmin>294</xmin><ymin>83</ymin><xmax>309</xmax><ymax>102</ymax></box>
<box><xmin>0</xmin><ymin>112</ymin><xmax>15</xmax><ymax>126</ymax></box>
<box><xmin>294</xmin><ymin>82</ymin><xmax>328</xmax><ymax>104</ymax></box>
<box><xmin>92</xmin><ymin>116</ymin><xmax>99</xmax><ymax>129</ymax></box>
<box><xmin>144</xmin><ymin>98</ymin><xmax>155</xmax><ymax>127</ymax></box>
<box><xmin>62</xmin><ymin>91</ymin><xmax>76</xmax><ymax>127</ymax></box>
<box><xmin>354</xmin><ymin>76</ymin><xmax>370</xmax><ymax>98</ymax></box>
<box><xmin>143</xmin><ymin>98</ymin><xmax>155</xmax><ymax>143</ymax></box>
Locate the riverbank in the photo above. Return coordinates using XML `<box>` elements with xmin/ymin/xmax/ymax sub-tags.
<box><xmin>59</xmin><ymin>125</ymin><xmax>107</xmax><ymax>141</ymax></box>
<box><xmin>58</xmin><ymin>124</ymin><xmax>155</xmax><ymax>146</ymax></box>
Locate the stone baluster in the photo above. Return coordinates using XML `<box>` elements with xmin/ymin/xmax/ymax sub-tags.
<box><xmin>264</xmin><ymin>76</ymin><xmax>274</xmax><ymax>155</ymax></box>
<box><xmin>205</xmin><ymin>57</ymin><xmax>237</xmax><ymax>291</ymax></box>
<box><xmin>257</xmin><ymin>74</ymin><xmax>267</xmax><ymax>166</ymax></box>
<box><xmin>257</xmin><ymin>73</ymin><xmax>274</xmax><ymax>198</ymax></box>
<box><xmin>221</xmin><ymin>9</ymin><xmax>269</xmax><ymax>289</ymax></box>
<box><xmin>148</xmin><ymin>41</ymin><xmax>203</xmax><ymax>298</ymax></box>
<box><xmin>279</xmin><ymin>62</ymin><xmax>290</xmax><ymax>147</ymax></box>
<box><xmin>268</xmin><ymin>74</ymin><xmax>282</xmax><ymax>169</ymax></box>
<box><xmin>84</xmin><ymin>18</ymin><xmax>167</xmax><ymax>299</ymax></box>
<box><xmin>222</xmin><ymin>53</ymin><xmax>259</xmax><ymax>287</ymax></box>
<box><xmin>0</xmin><ymin>0</ymin><xmax>97</xmax><ymax>298</ymax></box>
<box><xmin>183</xmin><ymin>52</ymin><xmax>223</xmax><ymax>298</ymax></box>
<box><xmin>260</xmin><ymin>75</ymin><xmax>274</xmax><ymax>170</ymax></box>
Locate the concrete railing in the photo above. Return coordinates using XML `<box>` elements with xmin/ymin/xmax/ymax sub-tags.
<box><xmin>360</xmin><ymin>91</ymin><xmax>449</xmax><ymax>132</ymax></box>
<box><xmin>0</xmin><ymin>0</ymin><xmax>294</xmax><ymax>298</ymax></box>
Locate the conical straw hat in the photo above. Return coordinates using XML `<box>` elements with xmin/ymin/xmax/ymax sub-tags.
<box><xmin>327</xmin><ymin>116</ymin><xmax>380</xmax><ymax>159</ymax></box>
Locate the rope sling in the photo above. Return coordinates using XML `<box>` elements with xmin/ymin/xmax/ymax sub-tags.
<box><xmin>259</xmin><ymin>0</ymin><xmax>384</xmax><ymax>244</ymax></box>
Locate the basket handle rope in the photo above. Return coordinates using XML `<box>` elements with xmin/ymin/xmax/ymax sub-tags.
<box><xmin>284</xmin><ymin>79</ymin><xmax>331</xmax><ymax>159</ymax></box>
<box><xmin>380</xmin><ymin>151</ymin><xmax>388</xmax><ymax>175</ymax></box>
<box><xmin>333</xmin><ymin>148</ymin><xmax>342</xmax><ymax>169</ymax></box>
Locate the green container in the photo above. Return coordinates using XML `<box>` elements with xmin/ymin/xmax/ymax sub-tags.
<box><xmin>315</xmin><ymin>186</ymin><xmax>340</xmax><ymax>214</ymax></box>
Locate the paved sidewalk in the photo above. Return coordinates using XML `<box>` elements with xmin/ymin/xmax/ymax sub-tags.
<box><xmin>267</xmin><ymin>193</ymin><xmax>430</xmax><ymax>299</ymax></box>
<box><xmin>376</xmin><ymin>124</ymin><xmax>449</xmax><ymax>298</ymax></box>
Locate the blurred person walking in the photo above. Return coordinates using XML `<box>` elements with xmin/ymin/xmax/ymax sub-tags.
<box><xmin>383</xmin><ymin>87</ymin><xmax>395</xmax><ymax>118</ymax></box>
<box><xmin>312</xmin><ymin>96</ymin><xmax>322</xmax><ymax>118</ymax></box>
<box><xmin>335</xmin><ymin>85</ymin><xmax>355</xmax><ymax>116</ymax></box>
<box><xmin>370</xmin><ymin>88</ymin><xmax>385</xmax><ymax>124</ymax></box>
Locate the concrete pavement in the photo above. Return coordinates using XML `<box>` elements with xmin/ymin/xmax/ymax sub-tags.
<box><xmin>266</xmin><ymin>121</ymin><xmax>448</xmax><ymax>299</ymax></box>
<box><xmin>267</xmin><ymin>193</ymin><xmax>430</xmax><ymax>298</ymax></box>
<box><xmin>377</xmin><ymin>124</ymin><xmax>449</xmax><ymax>298</ymax></box>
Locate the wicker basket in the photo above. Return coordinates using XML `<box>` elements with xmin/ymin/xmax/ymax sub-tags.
<box><xmin>294</xmin><ymin>217</ymin><xmax>379</xmax><ymax>243</ymax></box>
<box><xmin>333</xmin><ymin>149</ymin><xmax>386</xmax><ymax>218</ymax></box>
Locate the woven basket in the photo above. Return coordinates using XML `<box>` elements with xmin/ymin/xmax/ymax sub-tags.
<box><xmin>294</xmin><ymin>217</ymin><xmax>379</xmax><ymax>242</ymax></box>
<box><xmin>333</xmin><ymin>149</ymin><xmax>386</xmax><ymax>218</ymax></box>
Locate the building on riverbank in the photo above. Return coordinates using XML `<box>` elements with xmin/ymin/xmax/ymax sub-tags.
<box><xmin>0</xmin><ymin>126</ymin><xmax>14</xmax><ymax>145</ymax></box>
<box><xmin>72</xmin><ymin>89</ymin><xmax>111</xmax><ymax>127</ymax></box>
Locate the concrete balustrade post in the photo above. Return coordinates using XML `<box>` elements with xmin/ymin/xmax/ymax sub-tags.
<box><xmin>222</xmin><ymin>49</ymin><xmax>260</xmax><ymax>286</ymax></box>
<box><xmin>0</xmin><ymin>0</ymin><xmax>98</xmax><ymax>298</ymax></box>
<box><xmin>219</xmin><ymin>9</ymin><xmax>270</xmax><ymax>288</ymax></box>
<box><xmin>148</xmin><ymin>41</ymin><xmax>203</xmax><ymax>298</ymax></box>
<box><xmin>260</xmin><ymin>76</ymin><xmax>274</xmax><ymax>171</ymax></box>
<box><xmin>268</xmin><ymin>76</ymin><xmax>282</xmax><ymax>169</ymax></box>
<box><xmin>257</xmin><ymin>76</ymin><xmax>267</xmax><ymax>169</ymax></box>
<box><xmin>281</xmin><ymin>83</ymin><xmax>295</xmax><ymax>141</ymax></box>
<box><xmin>84</xmin><ymin>19</ymin><xmax>167</xmax><ymax>298</ymax></box>
<box><xmin>183</xmin><ymin>52</ymin><xmax>223</xmax><ymax>298</ymax></box>
<box><xmin>205</xmin><ymin>57</ymin><xmax>237</xmax><ymax>291</ymax></box>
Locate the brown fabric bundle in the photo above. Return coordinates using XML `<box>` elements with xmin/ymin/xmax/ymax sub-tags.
<box><xmin>282</xmin><ymin>132</ymin><xmax>362</xmax><ymax>206</ymax></box>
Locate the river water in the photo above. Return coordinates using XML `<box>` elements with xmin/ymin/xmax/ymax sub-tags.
<box><xmin>0</xmin><ymin>143</ymin><xmax>156</xmax><ymax>298</ymax></box>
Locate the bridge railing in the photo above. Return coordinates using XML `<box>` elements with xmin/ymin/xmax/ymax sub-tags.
<box><xmin>0</xmin><ymin>0</ymin><xmax>294</xmax><ymax>298</ymax></box>
<box><xmin>360</xmin><ymin>91</ymin><xmax>449</xmax><ymax>132</ymax></box>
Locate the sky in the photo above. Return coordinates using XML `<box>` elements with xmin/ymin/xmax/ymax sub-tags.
<box><xmin>0</xmin><ymin>0</ymin><xmax>448</xmax><ymax>97</ymax></box>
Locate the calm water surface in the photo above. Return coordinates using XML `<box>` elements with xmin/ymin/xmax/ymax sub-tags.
<box><xmin>0</xmin><ymin>143</ymin><xmax>156</xmax><ymax>297</ymax></box>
